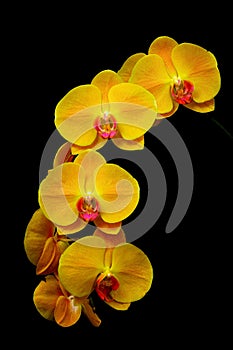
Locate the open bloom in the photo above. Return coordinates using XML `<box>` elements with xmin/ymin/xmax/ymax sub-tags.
<box><xmin>24</xmin><ymin>208</ymin><xmax>69</xmax><ymax>275</ymax></box>
<box><xmin>33</xmin><ymin>274</ymin><xmax>101</xmax><ymax>327</ymax></box>
<box><xmin>120</xmin><ymin>36</ymin><xmax>221</xmax><ymax>117</ymax></box>
<box><xmin>54</xmin><ymin>69</ymin><xmax>157</xmax><ymax>151</ymax></box>
<box><xmin>58</xmin><ymin>235</ymin><xmax>153</xmax><ymax>310</ymax></box>
<box><xmin>39</xmin><ymin>150</ymin><xmax>140</xmax><ymax>235</ymax></box>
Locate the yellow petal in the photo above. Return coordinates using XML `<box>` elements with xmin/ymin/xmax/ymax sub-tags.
<box><xmin>91</xmin><ymin>69</ymin><xmax>123</xmax><ymax>103</ymax></box>
<box><xmin>74</xmin><ymin>128</ymin><xmax>97</xmax><ymax>147</ymax></box>
<box><xmin>33</xmin><ymin>275</ymin><xmax>61</xmax><ymax>321</ymax></box>
<box><xmin>93</xmin><ymin>227</ymin><xmax>126</xmax><ymax>247</ymax></box>
<box><xmin>71</xmin><ymin>135</ymin><xmax>107</xmax><ymax>154</ymax></box>
<box><xmin>74</xmin><ymin>150</ymin><xmax>106</xmax><ymax>194</ymax></box>
<box><xmin>148</xmin><ymin>36</ymin><xmax>178</xmax><ymax>76</ymax></box>
<box><xmin>129</xmin><ymin>55</ymin><xmax>173</xmax><ymax>114</ymax></box>
<box><xmin>118</xmin><ymin>53</ymin><xmax>146</xmax><ymax>82</ymax></box>
<box><xmin>117</xmin><ymin>122</ymin><xmax>148</xmax><ymax>140</ymax></box>
<box><xmin>108</xmin><ymin>83</ymin><xmax>157</xmax><ymax>139</ymax></box>
<box><xmin>53</xmin><ymin>142</ymin><xmax>75</xmax><ymax>167</ymax></box>
<box><xmin>105</xmin><ymin>300</ymin><xmax>131</xmax><ymax>310</ymax></box>
<box><xmin>95</xmin><ymin>163</ymin><xmax>139</xmax><ymax>223</ymax></box>
<box><xmin>158</xmin><ymin>101</ymin><xmax>179</xmax><ymax>118</ymax></box>
<box><xmin>24</xmin><ymin>208</ymin><xmax>55</xmax><ymax>265</ymax></box>
<box><xmin>184</xmin><ymin>99</ymin><xmax>215</xmax><ymax>113</ymax></box>
<box><xmin>82</xmin><ymin>298</ymin><xmax>101</xmax><ymax>327</ymax></box>
<box><xmin>111</xmin><ymin>243</ymin><xmax>153</xmax><ymax>303</ymax></box>
<box><xmin>172</xmin><ymin>43</ymin><xmax>221</xmax><ymax>102</ymax></box>
<box><xmin>55</xmin><ymin>84</ymin><xmax>102</xmax><ymax>144</ymax></box>
<box><xmin>36</xmin><ymin>237</ymin><xmax>57</xmax><ymax>275</ymax></box>
<box><xmin>56</xmin><ymin>216</ymin><xmax>88</xmax><ymax>234</ymax></box>
<box><xmin>111</xmin><ymin>134</ymin><xmax>144</xmax><ymax>150</ymax></box>
<box><xmin>39</xmin><ymin>163</ymin><xmax>85</xmax><ymax>226</ymax></box>
<box><xmin>58</xmin><ymin>236</ymin><xmax>106</xmax><ymax>297</ymax></box>
<box><xmin>55</xmin><ymin>84</ymin><xmax>101</xmax><ymax>125</ymax></box>
<box><xmin>94</xmin><ymin>216</ymin><xmax>122</xmax><ymax>235</ymax></box>
<box><xmin>109</xmin><ymin>82</ymin><xmax>157</xmax><ymax>110</ymax></box>
<box><xmin>54</xmin><ymin>295</ymin><xmax>82</xmax><ymax>327</ymax></box>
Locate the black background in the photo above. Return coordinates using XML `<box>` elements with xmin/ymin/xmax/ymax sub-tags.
<box><xmin>8</xmin><ymin>5</ymin><xmax>232</xmax><ymax>348</ymax></box>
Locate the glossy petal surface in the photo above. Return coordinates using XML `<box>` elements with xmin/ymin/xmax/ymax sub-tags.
<box><xmin>39</xmin><ymin>163</ymin><xmax>85</xmax><ymax>226</ymax></box>
<box><xmin>109</xmin><ymin>83</ymin><xmax>157</xmax><ymax>139</ymax></box>
<box><xmin>130</xmin><ymin>55</ymin><xmax>173</xmax><ymax>114</ymax></box>
<box><xmin>95</xmin><ymin>163</ymin><xmax>139</xmax><ymax>223</ymax></box>
<box><xmin>55</xmin><ymin>85</ymin><xmax>102</xmax><ymax>145</ymax></box>
<box><xmin>148</xmin><ymin>36</ymin><xmax>178</xmax><ymax>76</ymax></box>
<box><xmin>91</xmin><ymin>69</ymin><xmax>123</xmax><ymax>103</ymax></box>
<box><xmin>33</xmin><ymin>275</ymin><xmax>61</xmax><ymax>321</ymax></box>
<box><xmin>54</xmin><ymin>295</ymin><xmax>82</xmax><ymax>327</ymax></box>
<box><xmin>24</xmin><ymin>208</ymin><xmax>54</xmax><ymax>265</ymax></box>
<box><xmin>172</xmin><ymin>43</ymin><xmax>221</xmax><ymax>102</ymax></box>
<box><xmin>58</xmin><ymin>236</ymin><xmax>106</xmax><ymax>297</ymax></box>
<box><xmin>111</xmin><ymin>243</ymin><xmax>153</xmax><ymax>303</ymax></box>
<box><xmin>118</xmin><ymin>53</ymin><xmax>146</xmax><ymax>82</ymax></box>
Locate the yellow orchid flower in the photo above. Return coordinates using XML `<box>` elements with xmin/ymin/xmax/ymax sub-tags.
<box><xmin>24</xmin><ymin>208</ymin><xmax>69</xmax><ymax>275</ymax></box>
<box><xmin>126</xmin><ymin>36</ymin><xmax>221</xmax><ymax>117</ymax></box>
<box><xmin>39</xmin><ymin>150</ymin><xmax>140</xmax><ymax>235</ymax></box>
<box><xmin>33</xmin><ymin>274</ymin><xmax>101</xmax><ymax>327</ymax></box>
<box><xmin>54</xmin><ymin>69</ymin><xmax>157</xmax><ymax>151</ymax></box>
<box><xmin>58</xmin><ymin>235</ymin><xmax>153</xmax><ymax>310</ymax></box>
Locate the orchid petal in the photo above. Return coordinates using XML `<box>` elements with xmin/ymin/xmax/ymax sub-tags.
<box><xmin>54</xmin><ymin>295</ymin><xmax>82</xmax><ymax>327</ymax></box>
<box><xmin>94</xmin><ymin>216</ymin><xmax>122</xmax><ymax>235</ymax></box>
<box><xmin>111</xmin><ymin>134</ymin><xmax>144</xmax><ymax>150</ymax></box>
<box><xmin>55</xmin><ymin>85</ymin><xmax>102</xmax><ymax>144</ymax></box>
<box><xmin>39</xmin><ymin>163</ymin><xmax>85</xmax><ymax>226</ymax></box>
<box><xmin>53</xmin><ymin>142</ymin><xmax>75</xmax><ymax>167</ymax></box>
<box><xmin>24</xmin><ymin>208</ymin><xmax>54</xmax><ymax>265</ymax></box>
<box><xmin>111</xmin><ymin>243</ymin><xmax>153</xmax><ymax>303</ymax></box>
<box><xmin>184</xmin><ymin>99</ymin><xmax>215</xmax><ymax>113</ymax></box>
<box><xmin>56</xmin><ymin>216</ymin><xmax>88</xmax><ymax>234</ymax></box>
<box><xmin>105</xmin><ymin>300</ymin><xmax>131</xmax><ymax>310</ymax></box>
<box><xmin>95</xmin><ymin>163</ymin><xmax>139</xmax><ymax>223</ymax></box>
<box><xmin>158</xmin><ymin>101</ymin><xmax>179</xmax><ymax>118</ymax></box>
<box><xmin>36</xmin><ymin>236</ymin><xmax>57</xmax><ymax>275</ymax></box>
<box><xmin>33</xmin><ymin>275</ymin><xmax>61</xmax><ymax>321</ymax></box>
<box><xmin>36</xmin><ymin>237</ymin><xmax>69</xmax><ymax>275</ymax></box>
<box><xmin>91</xmin><ymin>69</ymin><xmax>123</xmax><ymax>103</ymax></box>
<box><xmin>58</xmin><ymin>236</ymin><xmax>106</xmax><ymax>297</ymax></box>
<box><xmin>108</xmin><ymin>83</ymin><xmax>157</xmax><ymax>139</ymax></box>
<box><xmin>71</xmin><ymin>135</ymin><xmax>107</xmax><ymax>154</ymax></box>
<box><xmin>109</xmin><ymin>82</ymin><xmax>157</xmax><ymax>111</ymax></box>
<box><xmin>74</xmin><ymin>150</ymin><xmax>106</xmax><ymax>194</ymax></box>
<box><xmin>129</xmin><ymin>55</ymin><xmax>173</xmax><ymax>114</ymax></box>
<box><xmin>75</xmin><ymin>128</ymin><xmax>98</xmax><ymax>147</ymax></box>
<box><xmin>81</xmin><ymin>298</ymin><xmax>101</xmax><ymax>327</ymax></box>
<box><xmin>148</xmin><ymin>36</ymin><xmax>178</xmax><ymax>76</ymax></box>
<box><xmin>118</xmin><ymin>53</ymin><xmax>146</xmax><ymax>82</ymax></box>
<box><xmin>93</xmin><ymin>227</ymin><xmax>126</xmax><ymax>247</ymax></box>
<box><xmin>172</xmin><ymin>43</ymin><xmax>221</xmax><ymax>102</ymax></box>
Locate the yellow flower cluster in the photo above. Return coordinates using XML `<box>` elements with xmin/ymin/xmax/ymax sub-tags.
<box><xmin>24</xmin><ymin>36</ymin><xmax>221</xmax><ymax>328</ymax></box>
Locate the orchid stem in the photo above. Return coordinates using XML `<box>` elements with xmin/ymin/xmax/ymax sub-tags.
<box><xmin>210</xmin><ymin>117</ymin><xmax>233</xmax><ymax>140</ymax></box>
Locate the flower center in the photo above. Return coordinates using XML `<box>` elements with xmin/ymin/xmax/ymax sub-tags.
<box><xmin>171</xmin><ymin>79</ymin><xmax>194</xmax><ymax>104</ymax></box>
<box><xmin>77</xmin><ymin>196</ymin><xmax>100</xmax><ymax>222</ymax></box>
<box><xmin>95</xmin><ymin>272</ymin><xmax>120</xmax><ymax>302</ymax></box>
<box><xmin>94</xmin><ymin>112</ymin><xmax>117</xmax><ymax>139</ymax></box>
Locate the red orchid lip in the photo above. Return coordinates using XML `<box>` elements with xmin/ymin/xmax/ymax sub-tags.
<box><xmin>77</xmin><ymin>196</ymin><xmax>100</xmax><ymax>222</ymax></box>
<box><xmin>95</xmin><ymin>272</ymin><xmax>120</xmax><ymax>302</ymax></box>
<box><xmin>94</xmin><ymin>112</ymin><xmax>117</xmax><ymax>139</ymax></box>
<box><xmin>171</xmin><ymin>79</ymin><xmax>194</xmax><ymax>105</ymax></box>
